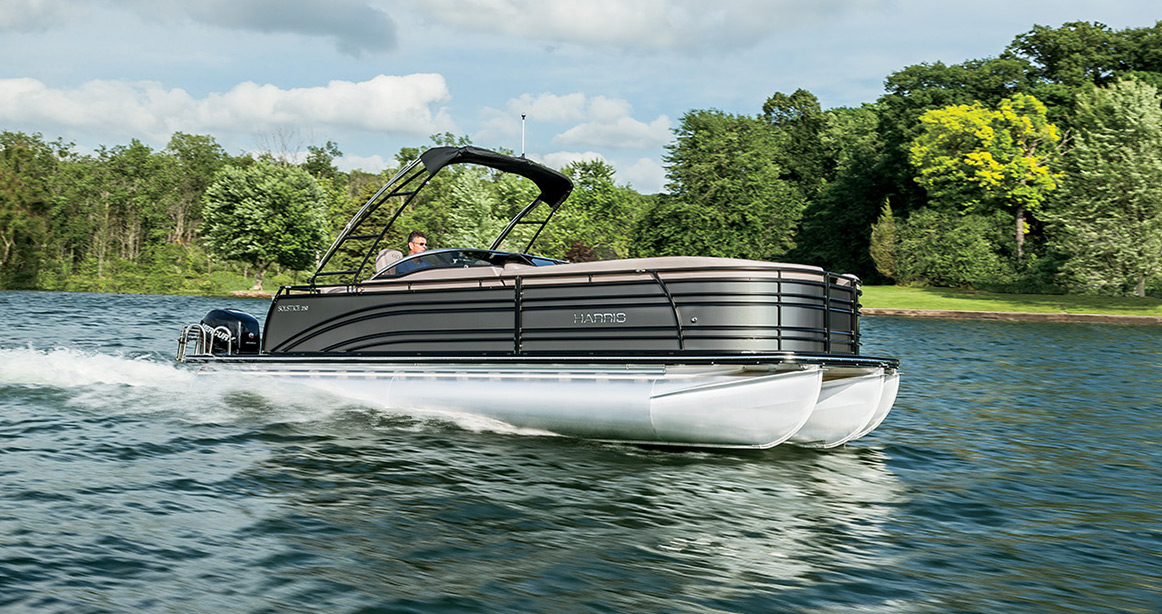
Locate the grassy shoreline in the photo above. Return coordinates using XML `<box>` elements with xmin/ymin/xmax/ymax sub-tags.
<box><xmin>861</xmin><ymin>286</ymin><xmax>1162</xmax><ymax>318</ymax></box>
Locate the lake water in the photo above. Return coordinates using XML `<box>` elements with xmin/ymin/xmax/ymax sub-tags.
<box><xmin>1</xmin><ymin>290</ymin><xmax>1160</xmax><ymax>613</ymax></box>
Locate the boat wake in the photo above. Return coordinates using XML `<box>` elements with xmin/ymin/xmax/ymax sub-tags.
<box><xmin>0</xmin><ymin>346</ymin><xmax>193</xmax><ymax>389</ymax></box>
<box><xmin>0</xmin><ymin>347</ymin><xmax>557</xmax><ymax>438</ymax></box>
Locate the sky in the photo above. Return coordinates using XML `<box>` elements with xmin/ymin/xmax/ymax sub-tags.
<box><xmin>0</xmin><ymin>1</ymin><xmax>1156</xmax><ymax>194</ymax></box>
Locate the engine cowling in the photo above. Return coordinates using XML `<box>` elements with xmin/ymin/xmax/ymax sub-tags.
<box><xmin>200</xmin><ymin>308</ymin><xmax>261</xmax><ymax>354</ymax></box>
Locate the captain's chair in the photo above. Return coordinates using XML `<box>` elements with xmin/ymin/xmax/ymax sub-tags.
<box><xmin>374</xmin><ymin>249</ymin><xmax>403</xmax><ymax>273</ymax></box>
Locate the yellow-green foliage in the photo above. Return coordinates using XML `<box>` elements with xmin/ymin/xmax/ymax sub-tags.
<box><xmin>909</xmin><ymin>93</ymin><xmax>1063</xmax><ymax>214</ymax></box>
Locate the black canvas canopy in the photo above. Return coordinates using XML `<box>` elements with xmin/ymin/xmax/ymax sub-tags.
<box><xmin>420</xmin><ymin>146</ymin><xmax>573</xmax><ymax>208</ymax></box>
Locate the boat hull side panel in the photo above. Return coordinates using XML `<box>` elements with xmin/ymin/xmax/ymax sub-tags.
<box><xmin>664</xmin><ymin>277</ymin><xmax>858</xmax><ymax>355</ymax></box>
<box><xmin>265</xmin><ymin>289</ymin><xmax>518</xmax><ymax>353</ymax></box>
<box><xmin>265</xmin><ymin>264</ymin><xmax>866</xmax><ymax>358</ymax></box>
<box><xmin>519</xmin><ymin>279</ymin><xmax>680</xmax><ymax>352</ymax></box>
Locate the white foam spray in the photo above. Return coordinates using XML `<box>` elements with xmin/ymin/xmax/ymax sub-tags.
<box><xmin>0</xmin><ymin>347</ymin><xmax>555</xmax><ymax>438</ymax></box>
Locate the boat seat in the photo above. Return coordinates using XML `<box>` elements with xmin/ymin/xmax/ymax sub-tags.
<box><xmin>375</xmin><ymin>249</ymin><xmax>403</xmax><ymax>272</ymax></box>
<box><xmin>367</xmin><ymin>248</ymin><xmax>404</xmax><ymax>280</ymax></box>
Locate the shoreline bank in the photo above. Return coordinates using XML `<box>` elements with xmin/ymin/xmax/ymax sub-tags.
<box><xmin>861</xmin><ymin>308</ymin><xmax>1162</xmax><ymax>325</ymax></box>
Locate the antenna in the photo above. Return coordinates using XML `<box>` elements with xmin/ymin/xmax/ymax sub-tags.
<box><xmin>521</xmin><ymin>114</ymin><xmax>526</xmax><ymax>158</ymax></box>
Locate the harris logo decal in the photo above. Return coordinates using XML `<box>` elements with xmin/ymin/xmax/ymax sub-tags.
<box><xmin>573</xmin><ymin>312</ymin><xmax>627</xmax><ymax>325</ymax></box>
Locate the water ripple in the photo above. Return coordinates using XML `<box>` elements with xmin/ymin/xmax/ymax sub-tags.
<box><xmin>2</xmin><ymin>292</ymin><xmax>1161</xmax><ymax>612</ymax></box>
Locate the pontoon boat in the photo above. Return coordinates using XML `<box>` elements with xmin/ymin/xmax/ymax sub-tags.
<box><xmin>178</xmin><ymin>146</ymin><xmax>899</xmax><ymax>449</ymax></box>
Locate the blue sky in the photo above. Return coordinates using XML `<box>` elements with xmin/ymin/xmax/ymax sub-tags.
<box><xmin>0</xmin><ymin>1</ymin><xmax>1155</xmax><ymax>193</ymax></box>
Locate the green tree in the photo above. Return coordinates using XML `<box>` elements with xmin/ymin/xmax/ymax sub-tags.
<box><xmin>877</xmin><ymin>57</ymin><xmax>1039</xmax><ymax>216</ymax></box>
<box><xmin>868</xmin><ymin>200</ymin><xmax>897</xmax><ymax>280</ymax></box>
<box><xmin>1003</xmin><ymin>21</ymin><xmax>1162</xmax><ymax>125</ymax></box>
<box><xmin>893</xmin><ymin>209</ymin><xmax>1015</xmax><ymax>287</ymax></box>
<box><xmin>1005</xmin><ymin>21</ymin><xmax>1119</xmax><ymax>114</ymax></box>
<box><xmin>50</xmin><ymin>153</ymin><xmax>108</xmax><ymax>276</ymax></box>
<box><xmin>1046</xmin><ymin>78</ymin><xmax>1162</xmax><ymax>296</ymax></box>
<box><xmin>538</xmin><ymin>159</ymin><xmax>643</xmax><ymax>260</ymax></box>
<box><xmin>637</xmin><ymin>110</ymin><xmax>804</xmax><ymax>260</ymax></box>
<box><xmin>789</xmin><ymin>103</ymin><xmax>892</xmax><ymax>277</ymax></box>
<box><xmin>0</xmin><ymin>132</ymin><xmax>63</xmax><ymax>287</ymax></box>
<box><xmin>302</xmin><ymin>140</ymin><xmax>343</xmax><ymax>179</ymax></box>
<box><xmin>202</xmin><ymin>160</ymin><xmax>328</xmax><ymax>290</ymax></box>
<box><xmin>909</xmin><ymin>93</ymin><xmax>1063</xmax><ymax>261</ymax></box>
<box><xmin>762</xmin><ymin>89</ymin><xmax>829</xmax><ymax>199</ymax></box>
<box><xmin>163</xmin><ymin>132</ymin><xmax>228</xmax><ymax>244</ymax></box>
<box><xmin>49</xmin><ymin>140</ymin><xmax>180</xmax><ymax>278</ymax></box>
<box><xmin>315</xmin><ymin>173</ymin><xmax>360</xmax><ymax>237</ymax></box>
<box><xmin>441</xmin><ymin>166</ymin><xmax>508</xmax><ymax>248</ymax></box>
<box><xmin>101</xmin><ymin>140</ymin><xmax>177</xmax><ymax>262</ymax></box>
<box><xmin>1118</xmin><ymin>21</ymin><xmax>1162</xmax><ymax>85</ymax></box>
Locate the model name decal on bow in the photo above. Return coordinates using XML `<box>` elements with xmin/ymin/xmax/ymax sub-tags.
<box><xmin>277</xmin><ymin>304</ymin><xmax>310</xmax><ymax>312</ymax></box>
<box><xmin>573</xmin><ymin>312</ymin><xmax>627</xmax><ymax>325</ymax></box>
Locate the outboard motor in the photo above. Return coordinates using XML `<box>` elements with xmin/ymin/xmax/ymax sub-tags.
<box><xmin>200</xmin><ymin>308</ymin><xmax>261</xmax><ymax>354</ymax></box>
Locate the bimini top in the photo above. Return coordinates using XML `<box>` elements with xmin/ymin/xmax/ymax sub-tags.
<box><xmin>419</xmin><ymin>146</ymin><xmax>573</xmax><ymax>209</ymax></box>
<box><xmin>309</xmin><ymin>146</ymin><xmax>574</xmax><ymax>286</ymax></box>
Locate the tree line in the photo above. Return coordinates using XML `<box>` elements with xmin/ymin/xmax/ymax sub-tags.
<box><xmin>2</xmin><ymin>20</ymin><xmax>1161</xmax><ymax>296</ymax></box>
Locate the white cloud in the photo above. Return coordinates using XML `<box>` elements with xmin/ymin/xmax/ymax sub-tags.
<box><xmin>0</xmin><ymin>74</ymin><xmax>456</xmax><ymax>145</ymax></box>
<box><xmin>621</xmin><ymin>157</ymin><xmax>667</xmax><ymax>194</ymax></box>
<box><xmin>418</xmin><ymin>0</ymin><xmax>884</xmax><ymax>53</ymax></box>
<box><xmin>477</xmin><ymin>93</ymin><xmax>588</xmax><ymax>148</ymax></box>
<box><xmin>337</xmin><ymin>153</ymin><xmax>393</xmax><ymax>174</ymax></box>
<box><xmin>539</xmin><ymin>150</ymin><xmax>606</xmax><ymax>171</ymax></box>
<box><xmin>0</xmin><ymin>0</ymin><xmax>73</xmax><ymax>31</ymax></box>
<box><xmin>539</xmin><ymin>151</ymin><xmax>667</xmax><ymax>193</ymax></box>
<box><xmin>179</xmin><ymin>0</ymin><xmax>398</xmax><ymax>56</ymax></box>
<box><xmin>554</xmin><ymin>115</ymin><xmax>671</xmax><ymax>150</ymax></box>
<box><xmin>478</xmin><ymin>92</ymin><xmax>671</xmax><ymax>152</ymax></box>
<box><xmin>1</xmin><ymin>0</ymin><xmax>398</xmax><ymax>55</ymax></box>
<box><xmin>508</xmin><ymin>92</ymin><xmax>591</xmax><ymax>122</ymax></box>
